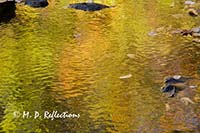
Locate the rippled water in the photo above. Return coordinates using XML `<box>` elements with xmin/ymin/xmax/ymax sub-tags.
<box><xmin>0</xmin><ymin>0</ymin><xmax>200</xmax><ymax>132</ymax></box>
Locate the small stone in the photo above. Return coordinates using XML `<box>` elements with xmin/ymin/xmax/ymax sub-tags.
<box><xmin>25</xmin><ymin>0</ymin><xmax>48</xmax><ymax>8</ymax></box>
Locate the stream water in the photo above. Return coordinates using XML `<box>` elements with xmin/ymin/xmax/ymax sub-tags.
<box><xmin>0</xmin><ymin>0</ymin><xmax>200</xmax><ymax>132</ymax></box>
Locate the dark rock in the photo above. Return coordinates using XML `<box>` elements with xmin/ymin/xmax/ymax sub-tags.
<box><xmin>161</xmin><ymin>75</ymin><xmax>195</xmax><ymax>98</ymax></box>
<box><xmin>162</xmin><ymin>84</ymin><xmax>177</xmax><ymax>97</ymax></box>
<box><xmin>162</xmin><ymin>84</ymin><xmax>175</xmax><ymax>93</ymax></box>
<box><xmin>164</xmin><ymin>75</ymin><xmax>192</xmax><ymax>84</ymax></box>
<box><xmin>68</xmin><ymin>2</ymin><xmax>111</xmax><ymax>11</ymax></box>
<box><xmin>0</xmin><ymin>1</ymin><xmax>16</xmax><ymax>23</ymax></box>
<box><xmin>25</xmin><ymin>0</ymin><xmax>48</xmax><ymax>8</ymax></box>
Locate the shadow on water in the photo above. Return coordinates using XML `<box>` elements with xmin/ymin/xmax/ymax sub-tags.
<box><xmin>0</xmin><ymin>0</ymin><xmax>200</xmax><ymax>132</ymax></box>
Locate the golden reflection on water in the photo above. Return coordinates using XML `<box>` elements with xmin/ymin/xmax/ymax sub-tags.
<box><xmin>0</xmin><ymin>0</ymin><xmax>200</xmax><ymax>132</ymax></box>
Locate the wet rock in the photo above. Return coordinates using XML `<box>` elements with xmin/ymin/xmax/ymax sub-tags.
<box><xmin>25</xmin><ymin>0</ymin><xmax>48</xmax><ymax>8</ymax></box>
<box><xmin>162</xmin><ymin>84</ymin><xmax>177</xmax><ymax>97</ymax></box>
<box><xmin>162</xmin><ymin>84</ymin><xmax>175</xmax><ymax>93</ymax></box>
<box><xmin>164</xmin><ymin>75</ymin><xmax>193</xmax><ymax>84</ymax></box>
<box><xmin>0</xmin><ymin>0</ymin><xmax>16</xmax><ymax>23</ymax></box>
<box><xmin>161</xmin><ymin>75</ymin><xmax>196</xmax><ymax>98</ymax></box>
<box><xmin>68</xmin><ymin>2</ymin><xmax>111</xmax><ymax>11</ymax></box>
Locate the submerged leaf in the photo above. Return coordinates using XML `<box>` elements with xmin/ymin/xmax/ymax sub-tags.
<box><xmin>165</xmin><ymin>103</ymin><xmax>170</xmax><ymax>111</ymax></box>
<box><xmin>188</xmin><ymin>85</ymin><xmax>198</xmax><ymax>89</ymax></box>
<box><xmin>180</xmin><ymin>97</ymin><xmax>195</xmax><ymax>105</ymax></box>
<box><xmin>119</xmin><ymin>74</ymin><xmax>132</xmax><ymax>79</ymax></box>
<box><xmin>127</xmin><ymin>54</ymin><xmax>135</xmax><ymax>59</ymax></box>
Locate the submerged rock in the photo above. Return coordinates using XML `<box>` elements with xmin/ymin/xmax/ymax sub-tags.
<box><xmin>68</xmin><ymin>2</ymin><xmax>111</xmax><ymax>11</ymax></box>
<box><xmin>161</xmin><ymin>75</ymin><xmax>196</xmax><ymax>97</ymax></box>
<box><xmin>164</xmin><ymin>75</ymin><xmax>193</xmax><ymax>84</ymax></box>
<box><xmin>0</xmin><ymin>0</ymin><xmax>16</xmax><ymax>22</ymax></box>
<box><xmin>162</xmin><ymin>84</ymin><xmax>177</xmax><ymax>97</ymax></box>
<box><xmin>25</xmin><ymin>0</ymin><xmax>48</xmax><ymax>8</ymax></box>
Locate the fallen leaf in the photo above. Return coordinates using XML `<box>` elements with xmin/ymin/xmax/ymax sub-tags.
<box><xmin>165</xmin><ymin>103</ymin><xmax>170</xmax><ymax>111</ymax></box>
<box><xmin>119</xmin><ymin>74</ymin><xmax>132</xmax><ymax>79</ymax></box>
<box><xmin>189</xmin><ymin>85</ymin><xmax>198</xmax><ymax>89</ymax></box>
<box><xmin>180</xmin><ymin>97</ymin><xmax>195</xmax><ymax>105</ymax></box>
<box><xmin>127</xmin><ymin>54</ymin><xmax>135</xmax><ymax>59</ymax></box>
